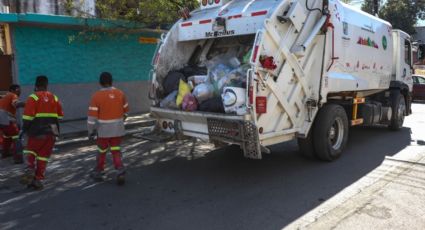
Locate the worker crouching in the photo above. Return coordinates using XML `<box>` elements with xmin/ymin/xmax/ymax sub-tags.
<box><xmin>20</xmin><ymin>76</ymin><xmax>64</xmax><ymax>190</ymax></box>
<box><xmin>88</xmin><ymin>72</ymin><xmax>129</xmax><ymax>185</ymax></box>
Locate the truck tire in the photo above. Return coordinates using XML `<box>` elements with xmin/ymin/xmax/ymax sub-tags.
<box><xmin>389</xmin><ymin>91</ymin><xmax>406</xmax><ymax>131</ymax></box>
<box><xmin>313</xmin><ymin>104</ymin><xmax>349</xmax><ymax>161</ymax></box>
<box><xmin>297</xmin><ymin>130</ymin><xmax>317</xmax><ymax>159</ymax></box>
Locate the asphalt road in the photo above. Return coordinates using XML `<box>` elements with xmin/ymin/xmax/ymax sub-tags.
<box><xmin>1</xmin><ymin>103</ymin><xmax>424</xmax><ymax>230</ymax></box>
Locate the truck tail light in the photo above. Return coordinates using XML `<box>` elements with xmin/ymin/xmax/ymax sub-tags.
<box><xmin>256</xmin><ymin>96</ymin><xmax>267</xmax><ymax>114</ymax></box>
<box><xmin>252</xmin><ymin>45</ymin><xmax>259</xmax><ymax>63</ymax></box>
<box><xmin>248</xmin><ymin>86</ymin><xmax>254</xmax><ymax>104</ymax></box>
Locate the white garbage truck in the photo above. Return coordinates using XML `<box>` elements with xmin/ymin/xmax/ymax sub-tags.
<box><xmin>148</xmin><ymin>0</ymin><xmax>413</xmax><ymax>160</ymax></box>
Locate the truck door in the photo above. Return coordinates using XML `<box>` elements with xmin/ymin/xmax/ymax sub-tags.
<box><xmin>401</xmin><ymin>38</ymin><xmax>413</xmax><ymax>90</ymax></box>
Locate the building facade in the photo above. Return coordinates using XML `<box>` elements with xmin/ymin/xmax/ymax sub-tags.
<box><xmin>0</xmin><ymin>13</ymin><xmax>159</xmax><ymax>120</ymax></box>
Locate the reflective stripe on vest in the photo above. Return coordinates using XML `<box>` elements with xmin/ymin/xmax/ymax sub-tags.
<box><xmin>35</xmin><ymin>113</ymin><xmax>59</xmax><ymax>118</ymax></box>
<box><xmin>29</xmin><ymin>94</ymin><xmax>39</xmax><ymax>101</ymax></box>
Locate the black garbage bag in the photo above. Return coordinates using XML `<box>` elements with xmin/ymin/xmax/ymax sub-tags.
<box><xmin>180</xmin><ymin>65</ymin><xmax>207</xmax><ymax>77</ymax></box>
<box><xmin>198</xmin><ymin>97</ymin><xmax>225</xmax><ymax>113</ymax></box>
<box><xmin>163</xmin><ymin>71</ymin><xmax>186</xmax><ymax>95</ymax></box>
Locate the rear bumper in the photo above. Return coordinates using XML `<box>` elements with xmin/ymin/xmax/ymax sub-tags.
<box><xmin>150</xmin><ymin>107</ymin><xmax>250</xmax><ymax>140</ymax></box>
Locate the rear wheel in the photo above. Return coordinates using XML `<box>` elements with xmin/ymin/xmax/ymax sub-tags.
<box><xmin>313</xmin><ymin>104</ymin><xmax>349</xmax><ymax>161</ymax></box>
<box><xmin>389</xmin><ymin>91</ymin><xmax>406</xmax><ymax>131</ymax></box>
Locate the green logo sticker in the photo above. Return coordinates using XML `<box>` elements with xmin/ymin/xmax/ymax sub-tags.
<box><xmin>382</xmin><ymin>36</ymin><xmax>388</xmax><ymax>50</ymax></box>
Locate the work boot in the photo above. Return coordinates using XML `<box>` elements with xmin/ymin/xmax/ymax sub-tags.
<box><xmin>20</xmin><ymin>168</ymin><xmax>35</xmax><ymax>185</ymax></box>
<box><xmin>90</xmin><ymin>170</ymin><xmax>105</xmax><ymax>182</ymax></box>
<box><xmin>116</xmin><ymin>169</ymin><xmax>126</xmax><ymax>186</ymax></box>
<box><xmin>31</xmin><ymin>180</ymin><xmax>44</xmax><ymax>190</ymax></box>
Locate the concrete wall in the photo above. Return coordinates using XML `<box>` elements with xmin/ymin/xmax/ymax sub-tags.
<box><xmin>12</xmin><ymin>25</ymin><xmax>158</xmax><ymax>120</ymax></box>
<box><xmin>20</xmin><ymin>81</ymin><xmax>151</xmax><ymax>120</ymax></box>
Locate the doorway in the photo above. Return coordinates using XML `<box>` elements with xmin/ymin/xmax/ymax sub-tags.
<box><xmin>0</xmin><ymin>24</ymin><xmax>13</xmax><ymax>92</ymax></box>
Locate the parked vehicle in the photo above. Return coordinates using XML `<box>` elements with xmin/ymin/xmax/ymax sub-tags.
<box><xmin>413</xmin><ymin>75</ymin><xmax>425</xmax><ymax>100</ymax></box>
<box><xmin>148</xmin><ymin>0</ymin><xmax>413</xmax><ymax>160</ymax></box>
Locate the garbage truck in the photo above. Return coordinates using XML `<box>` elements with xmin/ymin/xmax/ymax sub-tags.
<box><xmin>148</xmin><ymin>0</ymin><xmax>413</xmax><ymax>160</ymax></box>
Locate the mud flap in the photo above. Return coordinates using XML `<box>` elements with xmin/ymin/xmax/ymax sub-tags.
<box><xmin>207</xmin><ymin>119</ymin><xmax>262</xmax><ymax>159</ymax></box>
<box><xmin>241</xmin><ymin>121</ymin><xmax>262</xmax><ymax>159</ymax></box>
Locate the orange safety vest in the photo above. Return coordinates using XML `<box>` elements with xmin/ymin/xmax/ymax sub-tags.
<box><xmin>88</xmin><ymin>87</ymin><xmax>129</xmax><ymax>121</ymax></box>
<box><xmin>22</xmin><ymin>91</ymin><xmax>64</xmax><ymax>136</ymax></box>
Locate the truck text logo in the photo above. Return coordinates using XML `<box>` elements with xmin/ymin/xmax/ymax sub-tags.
<box><xmin>205</xmin><ymin>30</ymin><xmax>235</xmax><ymax>38</ymax></box>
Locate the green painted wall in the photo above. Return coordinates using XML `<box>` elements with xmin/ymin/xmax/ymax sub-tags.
<box><xmin>13</xmin><ymin>25</ymin><xmax>158</xmax><ymax>85</ymax></box>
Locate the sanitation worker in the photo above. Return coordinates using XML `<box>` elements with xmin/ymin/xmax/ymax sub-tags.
<box><xmin>20</xmin><ymin>76</ymin><xmax>64</xmax><ymax>190</ymax></box>
<box><xmin>87</xmin><ymin>72</ymin><xmax>129</xmax><ymax>185</ymax></box>
<box><xmin>0</xmin><ymin>84</ymin><xmax>25</xmax><ymax>163</ymax></box>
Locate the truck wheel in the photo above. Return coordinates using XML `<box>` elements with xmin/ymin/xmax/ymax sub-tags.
<box><xmin>389</xmin><ymin>91</ymin><xmax>406</xmax><ymax>131</ymax></box>
<box><xmin>297</xmin><ymin>130</ymin><xmax>317</xmax><ymax>159</ymax></box>
<box><xmin>313</xmin><ymin>104</ymin><xmax>349</xmax><ymax>161</ymax></box>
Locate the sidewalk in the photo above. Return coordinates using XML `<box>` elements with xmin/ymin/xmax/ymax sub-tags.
<box><xmin>57</xmin><ymin>113</ymin><xmax>156</xmax><ymax>145</ymax></box>
<box><xmin>285</xmin><ymin>148</ymin><xmax>425</xmax><ymax>230</ymax></box>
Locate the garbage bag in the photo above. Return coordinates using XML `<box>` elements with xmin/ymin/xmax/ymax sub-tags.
<box><xmin>209</xmin><ymin>63</ymin><xmax>232</xmax><ymax>82</ymax></box>
<box><xmin>163</xmin><ymin>71</ymin><xmax>186</xmax><ymax>95</ymax></box>
<box><xmin>176</xmin><ymin>80</ymin><xmax>192</xmax><ymax>108</ymax></box>
<box><xmin>182</xmin><ymin>94</ymin><xmax>198</xmax><ymax>112</ymax></box>
<box><xmin>188</xmin><ymin>75</ymin><xmax>209</xmax><ymax>86</ymax></box>
<box><xmin>192</xmin><ymin>83</ymin><xmax>214</xmax><ymax>103</ymax></box>
<box><xmin>180</xmin><ymin>65</ymin><xmax>207</xmax><ymax>77</ymax></box>
<box><xmin>160</xmin><ymin>90</ymin><xmax>178</xmax><ymax>109</ymax></box>
<box><xmin>198</xmin><ymin>97</ymin><xmax>225</xmax><ymax>113</ymax></box>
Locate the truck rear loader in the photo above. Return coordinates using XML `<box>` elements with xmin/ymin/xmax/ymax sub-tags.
<box><xmin>148</xmin><ymin>0</ymin><xmax>413</xmax><ymax>160</ymax></box>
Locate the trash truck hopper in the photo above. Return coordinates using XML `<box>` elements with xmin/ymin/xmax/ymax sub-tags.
<box><xmin>178</xmin><ymin>0</ymin><xmax>280</xmax><ymax>41</ymax></box>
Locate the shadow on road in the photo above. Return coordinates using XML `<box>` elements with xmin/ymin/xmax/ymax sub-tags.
<box><xmin>0</xmin><ymin>126</ymin><xmax>412</xmax><ymax>230</ymax></box>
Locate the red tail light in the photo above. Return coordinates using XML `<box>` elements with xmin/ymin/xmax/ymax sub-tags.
<box><xmin>215</xmin><ymin>0</ymin><xmax>220</xmax><ymax>3</ymax></box>
<box><xmin>256</xmin><ymin>96</ymin><xmax>267</xmax><ymax>114</ymax></box>
<box><xmin>248</xmin><ymin>86</ymin><xmax>254</xmax><ymax>104</ymax></box>
<box><xmin>252</xmin><ymin>45</ymin><xmax>259</xmax><ymax>63</ymax></box>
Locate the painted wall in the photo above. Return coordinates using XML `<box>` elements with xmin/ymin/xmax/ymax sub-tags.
<box><xmin>12</xmin><ymin>25</ymin><xmax>159</xmax><ymax>119</ymax></box>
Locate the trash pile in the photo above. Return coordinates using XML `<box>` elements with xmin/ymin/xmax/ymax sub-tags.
<box><xmin>160</xmin><ymin>51</ymin><xmax>251</xmax><ymax>115</ymax></box>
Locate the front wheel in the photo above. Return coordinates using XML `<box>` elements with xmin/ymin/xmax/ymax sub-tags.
<box><xmin>389</xmin><ymin>91</ymin><xmax>406</xmax><ymax>131</ymax></box>
<box><xmin>313</xmin><ymin>104</ymin><xmax>349</xmax><ymax>161</ymax></box>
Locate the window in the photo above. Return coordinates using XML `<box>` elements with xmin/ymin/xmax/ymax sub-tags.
<box><xmin>418</xmin><ymin>76</ymin><xmax>425</xmax><ymax>84</ymax></box>
<box><xmin>405</xmin><ymin>40</ymin><xmax>412</xmax><ymax>66</ymax></box>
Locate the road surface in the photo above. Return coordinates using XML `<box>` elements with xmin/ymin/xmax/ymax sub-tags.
<box><xmin>1</xmin><ymin>103</ymin><xmax>424</xmax><ymax>230</ymax></box>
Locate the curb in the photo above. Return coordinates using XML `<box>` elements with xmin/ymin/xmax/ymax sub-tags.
<box><xmin>56</xmin><ymin>119</ymin><xmax>156</xmax><ymax>147</ymax></box>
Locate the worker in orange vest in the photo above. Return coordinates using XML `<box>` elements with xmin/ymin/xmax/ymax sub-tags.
<box><xmin>20</xmin><ymin>76</ymin><xmax>64</xmax><ymax>190</ymax></box>
<box><xmin>0</xmin><ymin>84</ymin><xmax>25</xmax><ymax>163</ymax></box>
<box><xmin>88</xmin><ymin>72</ymin><xmax>129</xmax><ymax>185</ymax></box>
